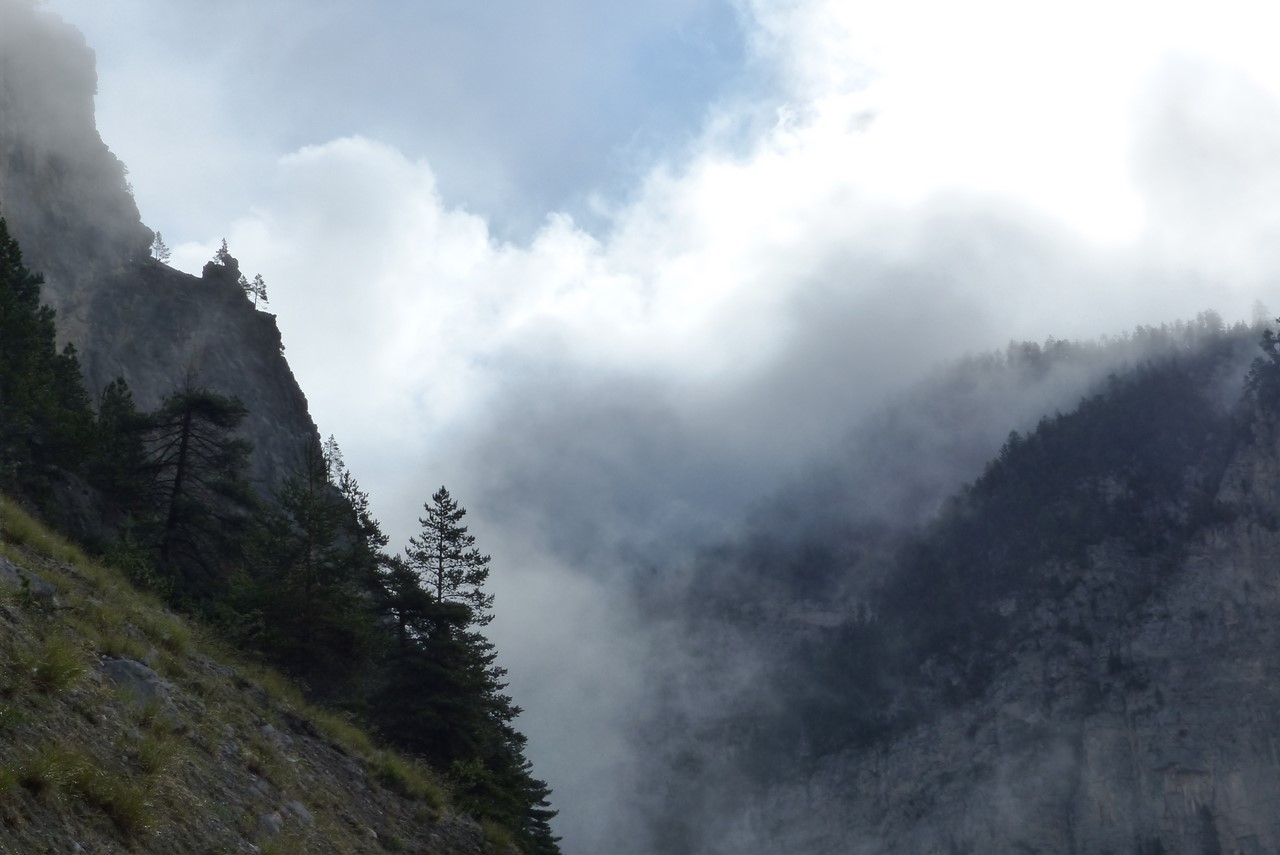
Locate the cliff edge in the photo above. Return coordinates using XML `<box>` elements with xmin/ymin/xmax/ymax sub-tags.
<box><xmin>0</xmin><ymin>0</ymin><xmax>315</xmax><ymax>488</ymax></box>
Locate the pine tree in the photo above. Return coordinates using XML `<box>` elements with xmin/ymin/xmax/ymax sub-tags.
<box><xmin>142</xmin><ymin>383</ymin><xmax>254</xmax><ymax>600</ymax></box>
<box><xmin>405</xmin><ymin>486</ymin><xmax>495</xmax><ymax>625</ymax></box>
<box><xmin>249</xmin><ymin>273</ymin><xmax>269</xmax><ymax>308</ymax></box>
<box><xmin>150</xmin><ymin>232</ymin><xmax>172</xmax><ymax>263</ymax></box>
<box><xmin>241</xmin><ymin>442</ymin><xmax>375</xmax><ymax>697</ymax></box>
<box><xmin>372</xmin><ymin>486</ymin><xmax>560</xmax><ymax>853</ymax></box>
<box><xmin>214</xmin><ymin>238</ymin><xmax>234</xmax><ymax>268</ymax></box>
<box><xmin>89</xmin><ymin>378</ymin><xmax>151</xmax><ymax>515</ymax></box>
<box><xmin>0</xmin><ymin>215</ymin><xmax>94</xmax><ymax>492</ymax></box>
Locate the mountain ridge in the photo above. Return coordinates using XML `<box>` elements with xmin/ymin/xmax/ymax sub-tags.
<box><xmin>648</xmin><ymin>321</ymin><xmax>1280</xmax><ymax>854</ymax></box>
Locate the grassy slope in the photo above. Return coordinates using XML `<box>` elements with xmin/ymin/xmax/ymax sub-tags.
<box><xmin>0</xmin><ymin>495</ymin><xmax>500</xmax><ymax>855</ymax></box>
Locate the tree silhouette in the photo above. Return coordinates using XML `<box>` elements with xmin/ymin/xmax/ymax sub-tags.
<box><xmin>143</xmin><ymin>383</ymin><xmax>254</xmax><ymax>599</ymax></box>
<box><xmin>405</xmin><ymin>486</ymin><xmax>495</xmax><ymax>626</ymax></box>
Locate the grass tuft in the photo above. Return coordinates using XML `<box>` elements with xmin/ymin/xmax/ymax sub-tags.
<box><xmin>370</xmin><ymin>751</ymin><xmax>445</xmax><ymax>808</ymax></box>
<box><xmin>18</xmin><ymin>745</ymin><xmax>93</xmax><ymax>796</ymax></box>
<box><xmin>0</xmin><ymin>765</ymin><xmax>18</xmax><ymax>796</ymax></box>
<box><xmin>481</xmin><ymin>818</ymin><xmax>517</xmax><ymax>852</ymax></box>
<box><xmin>135</xmin><ymin>730</ymin><xmax>179</xmax><ymax>775</ymax></box>
<box><xmin>20</xmin><ymin>636</ymin><xmax>88</xmax><ymax>694</ymax></box>
<box><xmin>78</xmin><ymin>771</ymin><xmax>154</xmax><ymax>836</ymax></box>
<box><xmin>142</xmin><ymin>612</ymin><xmax>192</xmax><ymax>655</ymax></box>
<box><xmin>311</xmin><ymin>708</ymin><xmax>375</xmax><ymax>757</ymax></box>
<box><xmin>243</xmin><ymin>665</ymin><xmax>305</xmax><ymax>709</ymax></box>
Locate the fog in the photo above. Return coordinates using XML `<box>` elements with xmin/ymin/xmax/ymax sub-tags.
<box><xmin>14</xmin><ymin>0</ymin><xmax>1280</xmax><ymax>851</ymax></box>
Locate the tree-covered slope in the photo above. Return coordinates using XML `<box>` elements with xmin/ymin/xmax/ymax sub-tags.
<box><xmin>641</xmin><ymin>318</ymin><xmax>1278</xmax><ymax>854</ymax></box>
<box><xmin>0</xmin><ymin>495</ymin><xmax>495</xmax><ymax>853</ymax></box>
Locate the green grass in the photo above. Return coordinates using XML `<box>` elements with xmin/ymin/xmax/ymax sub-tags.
<box><xmin>0</xmin><ymin>765</ymin><xmax>18</xmax><ymax>796</ymax></box>
<box><xmin>311</xmin><ymin>708</ymin><xmax>376</xmax><ymax>756</ymax></box>
<box><xmin>259</xmin><ymin>832</ymin><xmax>309</xmax><ymax>855</ymax></box>
<box><xmin>370</xmin><ymin>750</ymin><xmax>446</xmax><ymax>808</ymax></box>
<box><xmin>141</xmin><ymin>611</ymin><xmax>192</xmax><ymax>655</ymax></box>
<box><xmin>0</xmin><ymin>704</ymin><xmax>27</xmax><ymax>733</ymax></box>
<box><xmin>17</xmin><ymin>744</ymin><xmax>94</xmax><ymax>796</ymax></box>
<box><xmin>135</xmin><ymin>730</ymin><xmax>180</xmax><ymax>775</ymax></box>
<box><xmin>0</xmin><ymin>491</ymin><xmax>467</xmax><ymax>848</ymax></box>
<box><xmin>0</xmin><ymin>496</ymin><xmax>87</xmax><ymax>570</ymax></box>
<box><xmin>0</xmin><ymin>496</ymin><xmax>49</xmax><ymax>550</ymax></box>
<box><xmin>14</xmin><ymin>741</ymin><xmax>156</xmax><ymax>834</ymax></box>
<box><xmin>80</xmin><ymin>772</ymin><xmax>154</xmax><ymax>836</ymax></box>
<box><xmin>481</xmin><ymin>818</ymin><xmax>517</xmax><ymax>853</ymax></box>
<box><xmin>18</xmin><ymin>635</ymin><xmax>88</xmax><ymax>694</ymax></box>
<box><xmin>97</xmin><ymin>629</ymin><xmax>151</xmax><ymax>661</ymax></box>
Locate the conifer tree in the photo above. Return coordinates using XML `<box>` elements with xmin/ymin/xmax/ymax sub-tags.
<box><xmin>90</xmin><ymin>378</ymin><xmax>151</xmax><ymax>515</ymax></box>
<box><xmin>242</xmin><ymin>442</ymin><xmax>374</xmax><ymax>696</ymax></box>
<box><xmin>142</xmin><ymin>383</ymin><xmax>254</xmax><ymax>599</ymax></box>
<box><xmin>150</xmin><ymin>232</ymin><xmax>171</xmax><ymax>263</ymax></box>
<box><xmin>249</xmin><ymin>273</ymin><xmax>268</xmax><ymax>308</ymax></box>
<box><xmin>406</xmin><ymin>486</ymin><xmax>495</xmax><ymax>626</ymax></box>
<box><xmin>0</xmin><ymin>215</ymin><xmax>94</xmax><ymax>492</ymax></box>
<box><xmin>372</xmin><ymin>486</ymin><xmax>560</xmax><ymax>853</ymax></box>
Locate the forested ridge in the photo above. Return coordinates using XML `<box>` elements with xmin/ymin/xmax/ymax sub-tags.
<box><xmin>0</xmin><ymin>216</ymin><xmax>559</xmax><ymax>854</ymax></box>
<box><xmin>640</xmin><ymin>310</ymin><xmax>1278</xmax><ymax>852</ymax></box>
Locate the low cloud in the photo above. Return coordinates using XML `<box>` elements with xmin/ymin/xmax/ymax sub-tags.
<box><xmin>115</xmin><ymin>2</ymin><xmax>1280</xmax><ymax>851</ymax></box>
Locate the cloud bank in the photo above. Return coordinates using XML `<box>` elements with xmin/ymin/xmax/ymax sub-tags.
<box><xmin>58</xmin><ymin>0</ymin><xmax>1280</xmax><ymax>850</ymax></box>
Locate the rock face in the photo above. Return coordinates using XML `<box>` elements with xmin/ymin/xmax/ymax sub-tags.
<box><xmin>0</xmin><ymin>0</ymin><xmax>316</xmax><ymax>488</ymax></box>
<box><xmin>711</xmin><ymin>415</ymin><xmax>1280</xmax><ymax>855</ymax></box>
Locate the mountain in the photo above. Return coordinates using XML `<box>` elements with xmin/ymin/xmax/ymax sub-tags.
<box><xmin>641</xmin><ymin>319</ymin><xmax>1280</xmax><ymax>854</ymax></box>
<box><xmin>0</xmin><ymin>9</ymin><xmax>560</xmax><ymax>854</ymax></box>
<box><xmin>10</xmin><ymin>3</ymin><xmax>1280</xmax><ymax>853</ymax></box>
<box><xmin>0</xmin><ymin>0</ymin><xmax>315</xmax><ymax>489</ymax></box>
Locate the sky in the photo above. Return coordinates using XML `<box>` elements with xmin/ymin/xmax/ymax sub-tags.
<box><xmin>37</xmin><ymin>0</ymin><xmax>1280</xmax><ymax>851</ymax></box>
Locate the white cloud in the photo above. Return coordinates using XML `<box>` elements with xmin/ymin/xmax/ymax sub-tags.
<box><xmin>134</xmin><ymin>2</ymin><xmax>1280</xmax><ymax>851</ymax></box>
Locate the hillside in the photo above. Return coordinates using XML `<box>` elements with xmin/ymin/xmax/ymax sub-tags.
<box><xmin>0</xmin><ymin>494</ymin><xmax>498</xmax><ymax>854</ymax></box>
<box><xmin>638</xmin><ymin>319</ymin><xmax>1280</xmax><ymax>854</ymax></box>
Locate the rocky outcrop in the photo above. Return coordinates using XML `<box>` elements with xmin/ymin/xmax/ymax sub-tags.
<box><xmin>0</xmin><ymin>0</ymin><xmax>316</xmax><ymax>488</ymax></box>
<box><xmin>714</xmin><ymin>415</ymin><xmax>1280</xmax><ymax>855</ymax></box>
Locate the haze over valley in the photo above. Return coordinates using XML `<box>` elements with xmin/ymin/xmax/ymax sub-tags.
<box><xmin>9</xmin><ymin>1</ymin><xmax>1280</xmax><ymax>852</ymax></box>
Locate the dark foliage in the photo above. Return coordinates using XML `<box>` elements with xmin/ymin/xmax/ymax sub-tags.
<box><xmin>372</xmin><ymin>488</ymin><xmax>559</xmax><ymax>853</ymax></box>
<box><xmin>0</xmin><ymin>220</ymin><xmax>558</xmax><ymax>853</ymax></box>
<box><xmin>883</xmin><ymin>350</ymin><xmax>1241</xmax><ymax>703</ymax></box>
<box><xmin>141</xmin><ymin>384</ymin><xmax>255</xmax><ymax>601</ymax></box>
<box><xmin>652</xmin><ymin>322</ymin><xmax>1259</xmax><ymax>821</ymax></box>
<box><xmin>1245</xmin><ymin>319</ymin><xmax>1280</xmax><ymax>415</ymax></box>
<box><xmin>231</xmin><ymin>442</ymin><xmax>378</xmax><ymax>698</ymax></box>
<box><xmin>0</xmin><ymin>216</ymin><xmax>94</xmax><ymax>497</ymax></box>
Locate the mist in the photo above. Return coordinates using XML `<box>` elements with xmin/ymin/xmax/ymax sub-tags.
<box><xmin>151</xmin><ymin>39</ymin><xmax>1280</xmax><ymax>855</ymax></box>
<box><xmin>13</xmin><ymin>0</ymin><xmax>1280</xmax><ymax>851</ymax></box>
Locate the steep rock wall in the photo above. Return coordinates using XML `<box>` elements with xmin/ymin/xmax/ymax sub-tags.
<box><xmin>0</xmin><ymin>0</ymin><xmax>316</xmax><ymax>487</ymax></box>
<box><xmin>718</xmin><ymin>418</ymin><xmax>1280</xmax><ymax>855</ymax></box>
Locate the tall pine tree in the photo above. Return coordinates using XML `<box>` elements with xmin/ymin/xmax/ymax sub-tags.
<box><xmin>142</xmin><ymin>383</ymin><xmax>254</xmax><ymax>600</ymax></box>
<box><xmin>236</xmin><ymin>440</ymin><xmax>379</xmax><ymax>699</ymax></box>
<box><xmin>373</xmin><ymin>487</ymin><xmax>560</xmax><ymax>853</ymax></box>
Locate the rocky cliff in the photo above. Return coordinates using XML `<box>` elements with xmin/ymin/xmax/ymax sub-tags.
<box><xmin>0</xmin><ymin>0</ymin><xmax>315</xmax><ymax>488</ymax></box>
<box><xmin>702</xmin><ymin>358</ymin><xmax>1280</xmax><ymax>854</ymax></box>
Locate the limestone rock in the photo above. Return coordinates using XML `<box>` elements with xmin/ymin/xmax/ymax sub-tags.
<box><xmin>0</xmin><ymin>556</ymin><xmax>57</xmax><ymax>603</ymax></box>
<box><xmin>0</xmin><ymin>2</ymin><xmax>317</xmax><ymax>491</ymax></box>
<box><xmin>101</xmin><ymin>656</ymin><xmax>180</xmax><ymax>725</ymax></box>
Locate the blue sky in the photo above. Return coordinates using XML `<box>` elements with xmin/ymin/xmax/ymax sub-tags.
<box><xmin>49</xmin><ymin>0</ymin><xmax>747</xmax><ymax>239</ymax></box>
<box><xmin>36</xmin><ymin>2</ymin><xmax>1280</xmax><ymax>851</ymax></box>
